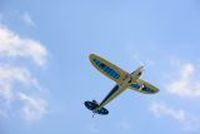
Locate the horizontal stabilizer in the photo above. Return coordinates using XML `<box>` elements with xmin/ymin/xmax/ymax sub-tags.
<box><xmin>84</xmin><ymin>100</ymin><xmax>109</xmax><ymax>115</ymax></box>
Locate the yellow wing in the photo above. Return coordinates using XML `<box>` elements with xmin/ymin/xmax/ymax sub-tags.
<box><xmin>89</xmin><ymin>54</ymin><xmax>128</xmax><ymax>84</ymax></box>
<box><xmin>129</xmin><ymin>79</ymin><xmax>159</xmax><ymax>94</ymax></box>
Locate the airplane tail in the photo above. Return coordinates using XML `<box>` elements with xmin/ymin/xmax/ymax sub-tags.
<box><xmin>84</xmin><ymin>100</ymin><xmax>109</xmax><ymax>115</ymax></box>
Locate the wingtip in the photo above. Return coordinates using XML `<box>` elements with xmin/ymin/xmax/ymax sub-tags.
<box><xmin>89</xmin><ymin>53</ymin><xmax>96</xmax><ymax>59</ymax></box>
<box><xmin>154</xmin><ymin>88</ymin><xmax>160</xmax><ymax>94</ymax></box>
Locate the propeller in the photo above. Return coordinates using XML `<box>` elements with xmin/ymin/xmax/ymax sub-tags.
<box><xmin>133</xmin><ymin>55</ymin><xmax>153</xmax><ymax>70</ymax></box>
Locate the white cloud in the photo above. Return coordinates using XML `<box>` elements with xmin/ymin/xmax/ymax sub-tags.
<box><xmin>0</xmin><ymin>65</ymin><xmax>48</xmax><ymax>122</ymax></box>
<box><xmin>0</xmin><ymin>25</ymin><xmax>48</xmax><ymax>122</ymax></box>
<box><xmin>150</xmin><ymin>102</ymin><xmax>187</xmax><ymax>123</ymax></box>
<box><xmin>0</xmin><ymin>26</ymin><xmax>47</xmax><ymax>67</ymax></box>
<box><xmin>167</xmin><ymin>63</ymin><xmax>200</xmax><ymax>98</ymax></box>
<box><xmin>18</xmin><ymin>92</ymin><xmax>47</xmax><ymax>122</ymax></box>
<box><xmin>149</xmin><ymin>102</ymin><xmax>200</xmax><ymax>131</ymax></box>
<box><xmin>20</xmin><ymin>12</ymin><xmax>35</xmax><ymax>27</ymax></box>
<box><xmin>0</xmin><ymin>66</ymin><xmax>38</xmax><ymax>102</ymax></box>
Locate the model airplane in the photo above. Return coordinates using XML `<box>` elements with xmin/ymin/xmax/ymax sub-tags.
<box><xmin>84</xmin><ymin>53</ymin><xmax>159</xmax><ymax>116</ymax></box>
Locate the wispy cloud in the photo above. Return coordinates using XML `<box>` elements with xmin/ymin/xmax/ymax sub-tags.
<box><xmin>0</xmin><ymin>25</ymin><xmax>47</xmax><ymax>67</ymax></box>
<box><xmin>150</xmin><ymin>102</ymin><xmax>187</xmax><ymax>123</ymax></box>
<box><xmin>166</xmin><ymin>63</ymin><xmax>200</xmax><ymax>98</ymax></box>
<box><xmin>0</xmin><ymin>25</ymin><xmax>48</xmax><ymax>122</ymax></box>
<box><xmin>20</xmin><ymin>12</ymin><xmax>35</xmax><ymax>27</ymax></box>
<box><xmin>0</xmin><ymin>66</ymin><xmax>38</xmax><ymax>102</ymax></box>
<box><xmin>149</xmin><ymin>102</ymin><xmax>200</xmax><ymax>131</ymax></box>
<box><xmin>18</xmin><ymin>92</ymin><xmax>47</xmax><ymax>122</ymax></box>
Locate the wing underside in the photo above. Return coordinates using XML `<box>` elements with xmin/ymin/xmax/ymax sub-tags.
<box><xmin>89</xmin><ymin>54</ymin><xmax>159</xmax><ymax>94</ymax></box>
<box><xmin>129</xmin><ymin>79</ymin><xmax>159</xmax><ymax>94</ymax></box>
<box><xmin>89</xmin><ymin>54</ymin><xmax>128</xmax><ymax>84</ymax></box>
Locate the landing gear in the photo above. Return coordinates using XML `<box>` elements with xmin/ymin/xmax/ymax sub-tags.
<box><xmin>128</xmin><ymin>77</ymin><xmax>132</xmax><ymax>84</ymax></box>
<box><xmin>138</xmin><ymin>84</ymin><xmax>145</xmax><ymax>91</ymax></box>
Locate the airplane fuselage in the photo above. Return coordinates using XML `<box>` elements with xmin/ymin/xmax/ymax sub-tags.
<box><xmin>95</xmin><ymin>66</ymin><xmax>144</xmax><ymax>111</ymax></box>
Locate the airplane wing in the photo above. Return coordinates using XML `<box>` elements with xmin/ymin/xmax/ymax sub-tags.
<box><xmin>89</xmin><ymin>54</ymin><xmax>128</xmax><ymax>84</ymax></box>
<box><xmin>129</xmin><ymin>79</ymin><xmax>159</xmax><ymax>94</ymax></box>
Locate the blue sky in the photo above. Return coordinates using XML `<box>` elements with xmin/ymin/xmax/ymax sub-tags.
<box><xmin>0</xmin><ymin>0</ymin><xmax>200</xmax><ymax>134</ymax></box>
